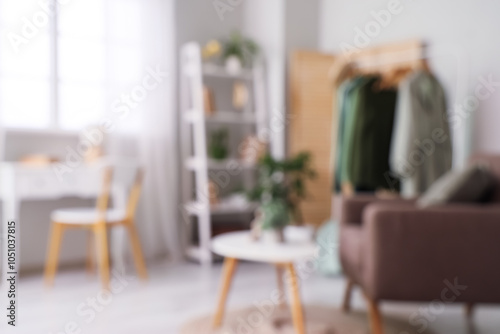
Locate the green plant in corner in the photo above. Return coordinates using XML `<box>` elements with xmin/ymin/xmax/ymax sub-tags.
<box><xmin>208</xmin><ymin>129</ymin><xmax>229</xmax><ymax>160</ymax></box>
<box><xmin>221</xmin><ymin>31</ymin><xmax>259</xmax><ymax>67</ymax></box>
<box><xmin>248</xmin><ymin>152</ymin><xmax>316</xmax><ymax>231</ymax></box>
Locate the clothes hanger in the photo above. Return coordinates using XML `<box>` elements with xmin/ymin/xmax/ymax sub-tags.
<box><xmin>329</xmin><ymin>58</ymin><xmax>357</xmax><ymax>86</ymax></box>
<box><xmin>376</xmin><ymin>67</ymin><xmax>414</xmax><ymax>90</ymax></box>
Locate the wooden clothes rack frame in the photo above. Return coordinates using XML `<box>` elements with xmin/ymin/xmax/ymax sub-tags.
<box><xmin>329</xmin><ymin>39</ymin><xmax>429</xmax><ymax>196</ymax></box>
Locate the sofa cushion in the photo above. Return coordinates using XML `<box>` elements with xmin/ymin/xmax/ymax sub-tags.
<box><xmin>339</xmin><ymin>225</ymin><xmax>365</xmax><ymax>285</ymax></box>
<box><xmin>417</xmin><ymin>164</ymin><xmax>495</xmax><ymax>208</ymax></box>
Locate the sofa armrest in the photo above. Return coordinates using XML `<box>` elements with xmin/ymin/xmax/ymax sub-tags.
<box><xmin>362</xmin><ymin>203</ymin><xmax>500</xmax><ymax>302</ymax></box>
<box><xmin>340</xmin><ymin>194</ymin><xmax>414</xmax><ymax>226</ymax></box>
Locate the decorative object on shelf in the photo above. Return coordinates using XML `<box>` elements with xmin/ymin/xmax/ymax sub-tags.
<box><xmin>208</xmin><ymin>128</ymin><xmax>229</xmax><ymax>160</ymax></box>
<box><xmin>201</xmin><ymin>39</ymin><xmax>221</xmax><ymax>60</ymax></box>
<box><xmin>203</xmin><ymin>85</ymin><xmax>216</xmax><ymax>115</ymax></box>
<box><xmin>248</xmin><ymin>152</ymin><xmax>317</xmax><ymax>243</ymax></box>
<box><xmin>232</xmin><ymin>81</ymin><xmax>248</xmax><ymax>110</ymax></box>
<box><xmin>208</xmin><ymin>181</ymin><xmax>219</xmax><ymax>206</ymax></box>
<box><xmin>19</xmin><ymin>154</ymin><xmax>59</xmax><ymax>166</ymax></box>
<box><xmin>225</xmin><ymin>56</ymin><xmax>242</xmax><ymax>74</ymax></box>
<box><xmin>239</xmin><ymin>135</ymin><xmax>266</xmax><ymax>164</ymax></box>
<box><xmin>221</xmin><ymin>31</ymin><xmax>259</xmax><ymax>73</ymax></box>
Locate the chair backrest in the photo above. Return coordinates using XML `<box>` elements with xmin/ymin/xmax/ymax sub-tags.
<box><xmin>469</xmin><ymin>154</ymin><xmax>500</xmax><ymax>203</ymax></box>
<box><xmin>93</xmin><ymin>159</ymin><xmax>144</xmax><ymax>223</ymax></box>
<box><xmin>96</xmin><ymin>166</ymin><xmax>113</xmax><ymax>224</ymax></box>
<box><xmin>109</xmin><ymin>160</ymin><xmax>144</xmax><ymax>221</ymax></box>
<box><xmin>125</xmin><ymin>168</ymin><xmax>144</xmax><ymax>220</ymax></box>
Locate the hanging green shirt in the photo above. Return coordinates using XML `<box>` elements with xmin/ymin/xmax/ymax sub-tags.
<box><xmin>349</xmin><ymin>77</ymin><xmax>399</xmax><ymax>190</ymax></box>
<box><xmin>336</xmin><ymin>77</ymin><xmax>370</xmax><ymax>190</ymax></box>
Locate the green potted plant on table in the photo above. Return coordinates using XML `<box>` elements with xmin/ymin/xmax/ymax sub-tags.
<box><xmin>248</xmin><ymin>152</ymin><xmax>316</xmax><ymax>243</ymax></box>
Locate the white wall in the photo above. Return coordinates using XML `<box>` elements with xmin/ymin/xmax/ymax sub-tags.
<box><xmin>285</xmin><ymin>0</ymin><xmax>320</xmax><ymax>54</ymax></box>
<box><xmin>243</xmin><ymin>0</ymin><xmax>286</xmax><ymax>158</ymax></box>
<box><xmin>243</xmin><ymin>0</ymin><xmax>320</xmax><ymax>158</ymax></box>
<box><xmin>175</xmin><ymin>0</ymin><xmax>244</xmax><ymax>48</ymax></box>
<box><xmin>319</xmin><ymin>0</ymin><xmax>500</xmax><ymax>166</ymax></box>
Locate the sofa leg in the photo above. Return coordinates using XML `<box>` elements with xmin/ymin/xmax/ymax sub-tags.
<box><xmin>465</xmin><ymin>303</ymin><xmax>474</xmax><ymax>319</ymax></box>
<box><xmin>366</xmin><ymin>298</ymin><xmax>384</xmax><ymax>334</ymax></box>
<box><xmin>342</xmin><ymin>279</ymin><xmax>355</xmax><ymax>312</ymax></box>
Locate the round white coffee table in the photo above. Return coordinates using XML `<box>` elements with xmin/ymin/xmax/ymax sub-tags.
<box><xmin>211</xmin><ymin>230</ymin><xmax>318</xmax><ymax>334</ymax></box>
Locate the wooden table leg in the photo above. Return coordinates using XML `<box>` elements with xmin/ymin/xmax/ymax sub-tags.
<box><xmin>213</xmin><ymin>257</ymin><xmax>238</xmax><ymax>328</ymax></box>
<box><xmin>275</xmin><ymin>264</ymin><xmax>287</xmax><ymax>309</ymax></box>
<box><xmin>285</xmin><ymin>263</ymin><xmax>306</xmax><ymax>334</ymax></box>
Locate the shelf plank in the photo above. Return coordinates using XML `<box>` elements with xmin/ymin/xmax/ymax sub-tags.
<box><xmin>205</xmin><ymin>111</ymin><xmax>256</xmax><ymax>124</ymax></box>
<box><xmin>185</xmin><ymin>157</ymin><xmax>257</xmax><ymax>171</ymax></box>
<box><xmin>184</xmin><ymin>110</ymin><xmax>256</xmax><ymax>124</ymax></box>
<box><xmin>202</xmin><ymin>64</ymin><xmax>253</xmax><ymax>80</ymax></box>
<box><xmin>185</xmin><ymin>200</ymin><xmax>258</xmax><ymax>216</ymax></box>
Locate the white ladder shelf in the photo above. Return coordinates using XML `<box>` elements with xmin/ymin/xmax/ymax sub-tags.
<box><xmin>180</xmin><ymin>42</ymin><xmax>268</xmax><ymax>264</ymax></box>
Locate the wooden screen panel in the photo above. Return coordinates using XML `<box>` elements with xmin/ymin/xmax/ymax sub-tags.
<box><xmin>288</xmin><ymin>50</ymin><xmax>336</xmax><ymax>226</ymax></box>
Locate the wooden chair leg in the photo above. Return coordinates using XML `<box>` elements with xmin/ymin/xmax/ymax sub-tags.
<box><xmin>213</xmin><ymin>257</ymin><xmax>238</xmax><ymax>328</ymax></box>
<box><xmin>366</xmin><ymin>297</ymin><xmax>383</xmax><ymax>334</ymax></box>
<box><xmin>86</xmin><ymin>231</ymin><xmax>95</xmax><ymax>275</ymax></box>
<box><xmin>93</xmin><ymin>225</ymin><xmax>110</xmax><ymax>290</ymax></box>
<box><xmin>285</xmin><ymin>263</ymin><xmax>306</xmax><ymax>334</ymax></box>
<box><xmin>126</xmin><ymin>222</ymin><xmax>148</xmax><ymax>280</ymax></box>
<box><xmin>465</xmin><ymin>303</ymin><xmax>474</xmax><ymax>319</ymax></box>
<box><xmin>275</xmin><ymin>264</ymin><xmax>286</xmax><ymax>309</ymax></box>
<box><xmin>342</xmin><ymin>279</ymin><xmax>355</xmax><ymax>312</ymax></box>
<box><xmin>44</xmin><ymin>223</ymin><xmax>65</xmax><ymax>286</ymax></box>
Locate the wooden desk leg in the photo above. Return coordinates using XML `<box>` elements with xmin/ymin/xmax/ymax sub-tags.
<box><xmin>44</xmin><ymin>223</ymin><xmax>65</xmax><ymax>286</ymax></box>
<box><xmin>93</xmin><ymin>224</ymin><xmax>110</xmax><ymax>290</ymax></box>
<box><xmin>86</xmin><ymin>231</ymin><xmax>95</xmax><ymax>275</ymax></box>
<box><xmin>213</xmin><ymin>257</ymin><xmax>238</xmax><ymax>328</ymax></box>
<box><xmin>275</xmin><ymin>264</ymin><xmax>287</xmax><ymax>309</ymax></box>
<box><xmin>285</xmin><ymin>263</ymin><xmax>306</xmax><ymax>334</ymax></box>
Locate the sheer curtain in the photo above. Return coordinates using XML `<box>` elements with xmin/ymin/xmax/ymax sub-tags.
<box><xmin>137</xmin><ymin>0</ymin><xmax>181</xmax><ymax>261</ymax></box>
<box><xmin>107</xmin><ymin>0</ymin><xmax>180</xmax><ymax>262</ymax></box>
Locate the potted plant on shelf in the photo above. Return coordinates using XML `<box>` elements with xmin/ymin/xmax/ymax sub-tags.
<box><xmin>248</xmin><ymin>152</ymin><xmax>316</xmax><ymax>243</ymax></box>
<box><xmin>208</xmin><ymin>129</ymin><xmax>229</xmax><ymax>160</ymax></box>
<box><xmin>221</xmin><ymin>31</ymin><xmax>259</xmax><ymax>73</ymax></box>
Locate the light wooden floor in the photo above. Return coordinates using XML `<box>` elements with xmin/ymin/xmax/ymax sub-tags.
<box><xmin>3</xmin><ymin>261</ymin><xmax>500</xmax><ymax>333</ymax></box>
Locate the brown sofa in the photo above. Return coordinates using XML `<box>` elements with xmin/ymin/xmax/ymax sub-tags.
<box><xmin>339</xmin><ymin>154</ymin><xmax>500</xmax><ymax>334</ymax></box>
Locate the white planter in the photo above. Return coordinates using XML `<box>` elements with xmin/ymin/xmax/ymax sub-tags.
<box><xmin>261</xmin><ymin>228</ymin><xmax>285</xmax><ymax>244</ymax></box>
<box><xmin>225</xmin><ymin>55</ymin><xmax>242</xmax><ymax>74</ymax></box>
<box><xmin>284</xmin><ymin>225</ymin><xmax>315</xmax><ymax>243</ymax></box>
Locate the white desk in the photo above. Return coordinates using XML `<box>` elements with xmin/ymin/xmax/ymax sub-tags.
<box><xmin>0</xmin><ymin>162</ymin><xmax>128</xmax><ymax>315</ymax></box>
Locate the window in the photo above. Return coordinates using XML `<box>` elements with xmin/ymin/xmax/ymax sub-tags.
<box><xmin>0</xmin><ymin>0</ymin><xmax>143</xmax><ymax>131</ymax></box>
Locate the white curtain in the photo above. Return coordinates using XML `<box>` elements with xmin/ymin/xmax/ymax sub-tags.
<box><xmin>137</xmin><ymin>0</ymin><xmax>181</xmax><ymax>261</ymax></box>
<box><xmin>108</xmin><ymin>0</ymin><xmax>181</xmax><ymax>261</ymax></box>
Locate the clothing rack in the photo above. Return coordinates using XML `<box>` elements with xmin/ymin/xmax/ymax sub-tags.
<box><xmin>329</xmin><ymin>39</ymin><xmax>429</xmax><ymax>197</ymax></box>
<box><xmin>330</xmin><ymin>39</ymin><xmax>428</xmax><ymax>84</ymax></box>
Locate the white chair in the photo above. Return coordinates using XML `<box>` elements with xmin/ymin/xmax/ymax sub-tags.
<box><xmin>44</xmin><ymin>165</ymin><xmax>147</xmax><ymax>288</ymax></box>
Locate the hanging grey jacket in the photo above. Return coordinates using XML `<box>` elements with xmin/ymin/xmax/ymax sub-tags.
<box><xmin>390</xmin><ymin>70</ymin><xmax>452</xmax><ymax>197</ymax></box>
